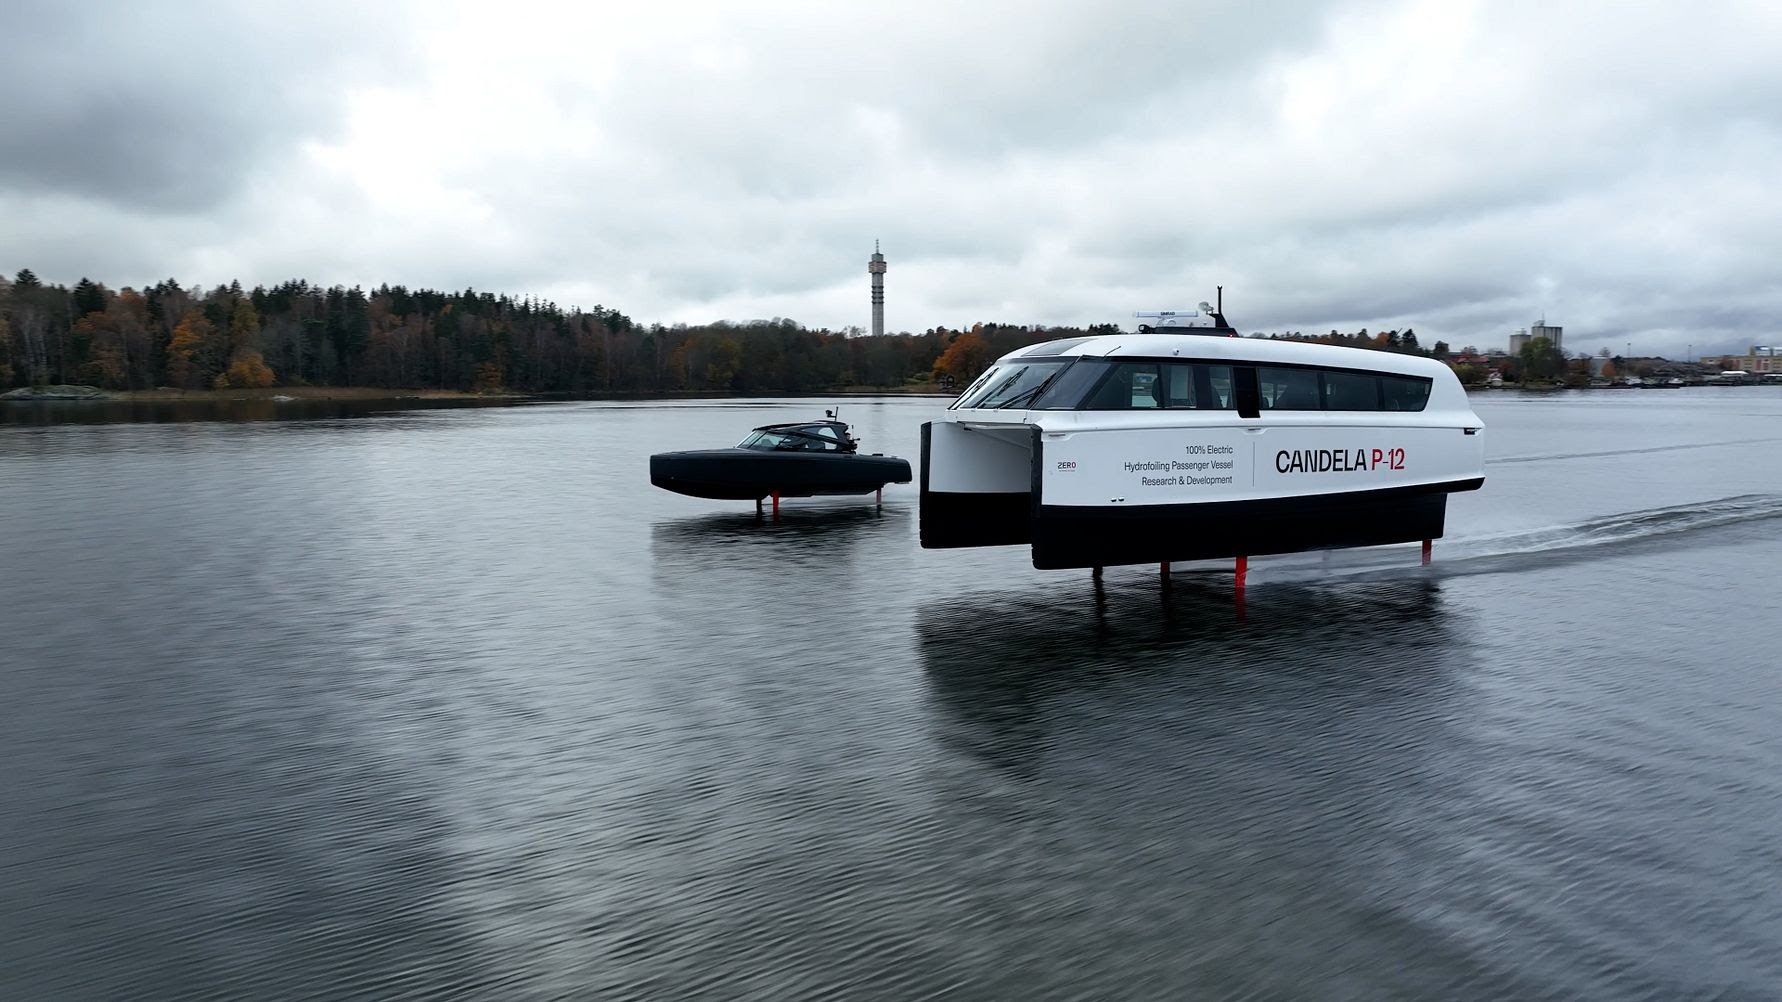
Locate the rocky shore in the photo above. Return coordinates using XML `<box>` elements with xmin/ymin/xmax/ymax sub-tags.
<box><xmin>0</xmin><ymin>384</ymin><xmax>109</xmax><ymax>400</ymax></box>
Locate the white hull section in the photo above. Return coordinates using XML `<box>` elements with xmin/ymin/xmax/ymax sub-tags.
<box><xmin>1038</xmin><ymin>418</ymin><xmax>1483</xmax><ymax>508</ymax></box>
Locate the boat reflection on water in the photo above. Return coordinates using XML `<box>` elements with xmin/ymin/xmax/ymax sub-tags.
<box><xmin>904</xmin><ymin>580</ymin><xmax>1548</xmax><ymax>997</ymax></box>
<box><xmin>649</xmin><ymin>503</ymin><xmax>911</xmax><ymax>549</ymax></box>
<box><xmin>647</xmin><ymin>504</ymin><xmax>914</xmax><ymax>603</ymax></box>
<box><xmin>917</xmin><ymin>576</ymin><xmax>1462</xmax><ymax>775</ymax></box>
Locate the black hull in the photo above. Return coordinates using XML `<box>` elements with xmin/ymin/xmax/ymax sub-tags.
<box><xmin>920</xmin><ymin>490</ymin><xmax>1032</xmax><ymax>548</ymax></box>
<box><xmin>1029</xmin><ymin>481</ymin><xmax>1481</xmax><ymax>569</ymax></box>
<box><xmin>651</xmin><ymin>449</ymin><xmax>912</xmax><ymax>501</ymax></box>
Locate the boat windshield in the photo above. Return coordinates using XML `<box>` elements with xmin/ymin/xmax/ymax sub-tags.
<box><xmin>954</xmin><ymin>361</ymin><xmax>1071</xmax><ymax>409</ymax></box>
<box><xmin>736</xmin><ymin>426</ymin><xmax>847</xmax><ymax>451</ymax></box>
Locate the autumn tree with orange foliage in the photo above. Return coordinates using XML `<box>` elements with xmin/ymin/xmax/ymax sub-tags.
<box><xmin>932</xmin><ymin>332</ymin><xmax>991</xmax><ymax>384</ymax></box>
<box><xmin>166</xmin><ymin>314</ymin><xmax>214</xmax><ymax>389</ymax></box>
<box><xmin>219</xmin><ymin>352</ymin><xmax>276</xmax><ymax>388</ymax></box>
<box><xmin>212</xmin><ymin>297</ymin><xmax>278</xmax><ymax>388</ymax></box>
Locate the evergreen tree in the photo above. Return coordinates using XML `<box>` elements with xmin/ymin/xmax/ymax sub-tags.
<box><xmin>72</xmin><ymin>278</ymin><xmax>107</xmax><ymax>318</ymax></box>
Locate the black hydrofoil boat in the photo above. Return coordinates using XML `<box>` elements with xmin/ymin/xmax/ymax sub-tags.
<box><xmin>650</xmin><ymin>412</ymin><xmax>913</xmax><ymax>502</ymax></box>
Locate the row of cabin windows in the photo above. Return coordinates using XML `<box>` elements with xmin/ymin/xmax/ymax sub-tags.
<box><xmin>1027</xmin><ymin>360</ymin><xmax>1433</xmax><ymax>413</ymax></box>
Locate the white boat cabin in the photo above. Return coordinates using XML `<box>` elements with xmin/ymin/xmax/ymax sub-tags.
<box><xmin>920</xmin><ymin>330</ymin><xmax>1486</xmax><ymax>569</ymax></box>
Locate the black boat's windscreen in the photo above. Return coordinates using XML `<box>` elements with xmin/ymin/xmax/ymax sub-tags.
<box><xmin>737</xmin><ymin>429</ymin><xmax>800</xmax><ymax>449</ymax></box>
<box><xmin>736</xmin><ymin>426</ymin><xmax>847</xmax><ymax>451</ymax></box>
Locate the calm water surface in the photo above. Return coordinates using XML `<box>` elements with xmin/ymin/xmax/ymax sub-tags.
<box><xmin>4</xmin><ymin>389</ymin><xmax>1782</xmax><ymax>1000</ymax></box>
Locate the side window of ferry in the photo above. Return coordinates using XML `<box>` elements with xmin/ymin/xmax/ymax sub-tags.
<box><xmin>1162</xmin><ymin>362</ymin><xmax>1235</xmax><ymax>409</ymax></box>
<box><xmin>1256</xmin><ymin>366</ymin><xmax>1321</xmax><ymax>410</ymax></box>
<box><xmin>1322</xmin><ymin>369</ymin><xmax>1380</xmax><ymax>410</ymax></box>
<box><xmin>1081</xmin><ymin>362</ymin><xmax>1163</xmax><ymax>409</ymax></box>
<box><xmin>1381</xmin><ymin>374</ymin><xmax>1433</xmax><ymax>411</ymax></box>
<box><xmin>1205</xmin><ymin>366</ymin><xmax>1235</xmax><ymax>409</ymax></box>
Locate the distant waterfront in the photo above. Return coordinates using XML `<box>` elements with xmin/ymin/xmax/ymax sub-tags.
<box><xmin>6</xmin><ymin>379</ymin><xmax>1777</xmax><ymax>429</ymax></box>
<box><xmin>0</xmin><ymin>382</ymin><xmax>953</xmax><ymax>404</ymax></box>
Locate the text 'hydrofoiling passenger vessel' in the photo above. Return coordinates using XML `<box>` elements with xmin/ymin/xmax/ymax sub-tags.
<box><xmin>920</xmin><ymin>303</ymin><xmax>1485</xmax><ymax>569</ymax></box>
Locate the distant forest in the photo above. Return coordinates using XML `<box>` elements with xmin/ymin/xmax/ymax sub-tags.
<box><xmin>0</xmin><ymin>269</ymin><xmax>1449</xmax><ymax>395</ymax></box>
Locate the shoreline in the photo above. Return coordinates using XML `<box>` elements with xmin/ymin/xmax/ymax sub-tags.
<box><xmin>110</xmin><ymin>387</ymin><xmax>529</xmax><ymax>403</ymax></box>
<box><xmin>1</xmin><ymin>384</ymin><xmax>956</xmax><ymax>404</ymax></box>
<box><xmin>6</xmin><ymin>381</ymin><xmax>1762</xmax><ymax>405</ymax></box>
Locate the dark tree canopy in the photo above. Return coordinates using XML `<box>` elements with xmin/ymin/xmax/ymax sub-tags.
<box><xmin>1</xmin><ymin>271</ymin><xmax>1464</xmax><ymax>395</ymax></box>
<box><xmin>0</xmin><ymin>272</ymin><xmax>1096</xmax><ymax>394</ymax></box>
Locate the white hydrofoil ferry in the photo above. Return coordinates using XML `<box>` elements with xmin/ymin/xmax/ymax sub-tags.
<box><xmin>920</xmin><ymin>305</ymin><xmax>1486</xmax><ymax>569</ymax></box>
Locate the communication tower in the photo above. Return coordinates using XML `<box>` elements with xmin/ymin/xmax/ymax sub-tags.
<box><xmin>868</xmin><ymin>241</ymin><xmax>886</xmax><ymax>337</ymax></box>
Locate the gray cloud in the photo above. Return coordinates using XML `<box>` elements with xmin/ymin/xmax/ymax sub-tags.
<box><xmin>6</xmin><ymin>0</ymin><xmax>1782</xmax><ymax>358</ymax></box>
<box><xmin>0</xmin><ymin>0</ymin><xmax>419</xmax><ymax>212</ymax></box>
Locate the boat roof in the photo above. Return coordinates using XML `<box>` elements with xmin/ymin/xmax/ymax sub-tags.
<box><xmin>752</xmin><ymin>419</ymin><xmax>850</xmax><ymax>432</ymax></box>
<box><xmin>1000</xmin><ymin>333</ymin><xmax>1455</xmax><ymax>379</ymax></box>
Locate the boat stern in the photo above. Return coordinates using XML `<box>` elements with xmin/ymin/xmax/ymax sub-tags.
<box><xmin>919</xmin><ymin>419</ymin><xmax>1037</xmax><ymax>549</ymax></box>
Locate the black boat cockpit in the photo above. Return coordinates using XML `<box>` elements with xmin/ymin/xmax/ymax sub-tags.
<box><xmin>736</xmin><ymin>420</ymin><xmax>859</xmax><ymax>453</ymax></box>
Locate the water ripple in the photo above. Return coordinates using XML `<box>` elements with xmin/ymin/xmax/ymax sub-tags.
<box><xmin>4</xmin><ymin>395</ymin><xmax>1782</xmax><ymax>999</ymax></box>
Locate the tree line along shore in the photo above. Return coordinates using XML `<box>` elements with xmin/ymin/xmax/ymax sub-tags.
<box><xmin>0</xmin><ymin>269</ymin><xmax>1460</xmax><ymax>399</ymax></box>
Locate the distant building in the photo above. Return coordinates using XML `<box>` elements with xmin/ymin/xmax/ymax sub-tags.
<box><xmin>1711</xmin><ymin>346</ymin><xmax>1780</xmax><ymax>374</ymax></box>
<box><xmin>1509</xmin><ymin>329</ymin><xmax>1530</xmax><ymax>354</ymax></box>
<box><xmin>1531</xmin><ymin>322</ymin><xmax>1563</xmax><ymax>352</ymax></box>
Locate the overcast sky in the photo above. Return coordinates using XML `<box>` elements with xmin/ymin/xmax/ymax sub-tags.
<box><xmin>4</xmin><ymin>0</ymin><xmax>1779</xmax><ymax>357</ymax></box>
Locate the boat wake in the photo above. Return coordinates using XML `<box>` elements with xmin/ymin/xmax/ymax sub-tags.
<box><xmin>1177</xmin><ymin>493</ymin><xmax>1782</xmax><ymax>584</ymax></box>
<box><xmin>1491</xmin><ymin>436</ymin><xmax>1782</xmax><ymax>465</ymax></box>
